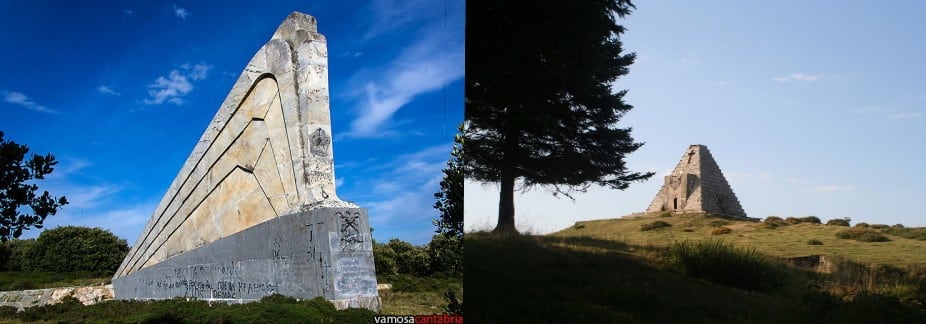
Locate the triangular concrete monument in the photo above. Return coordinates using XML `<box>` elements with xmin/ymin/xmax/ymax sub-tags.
<box><xmin>112</xmin><ymin>12</ymin><xmax>379</xmax><ymax>311</ymax></box>
<box><xmin>645</xmin><ymin>145</ymin><xmax>747</xmax><ymax>218</ymax></box>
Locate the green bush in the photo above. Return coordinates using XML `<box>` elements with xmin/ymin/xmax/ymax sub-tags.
<box><xmin>23</xmin><ymin>226</ymin><xmax>128</xmax><ymax>273</ymax></box>
<box><xmin>807</xmin><ymin>239</ymin><xmax>823</xmax><ymax>245</ymax></box>
<box><xmin>826</xmin><ymin>219</ymin><xmax>851</xmax><ymax>227</ymax></box>
<box><xmin>871</xmin><ymin>224</ymin><xmax>890</xmax><ymax>229</ymax></box>
<box><xmin>0</xmin><ymin>238</ymin><xmax>35</xmax><ymax>271</ymax></box>
<box><xmin>664</xmin><ymin>239</ymin><xmax>782</xmax><ymax>291</ymax></box>
<box><xmin>855</xmin><ymin>222</ymin><xmax>870</xmax><ymax>228</ymax></box>
<box><xmin>836</xmin><ymin>228</ymin><xmax>890</xmax><ymax>242</ymax></box>
<box><xmin>427</xmin><ymin>234</ymin><xmax>462</xmax><ymax>276</ymax></box>
<box><xmin>387</xmin><ymin>239</ymin><xmax>431</xmax><ymax>276</ymax></box>
<box><xmin>373</xmin><ymin>242</ymin><xmax>398</xmax><ymax>275</ymax></box>
<box><xmin>711</xmin><ymin>227</ymin><xmax>732</xmax><ymax>235</ymax></box>
<box><xmin>640</xmin><ymin>221</ymin><xmax>672</xmax><ymax>231</ymax></box>
<box><xmin>764</xmin><ymin>217</ymin><xmax>787</xmax><ymax>228</ymax></box>
<box><xmin>785</xmin><ymin>217</ymin><xmax>802</xmax><ymax>225</ymax></box>
<box><xmin>799</xmin><ymin>216</ymin><xmax>822</xmax><ymax>224</ymax></box>
<box><xmin>882</xmin><ymin>227</ymin><xmax>926</xmax><ymax>241</ymax></box>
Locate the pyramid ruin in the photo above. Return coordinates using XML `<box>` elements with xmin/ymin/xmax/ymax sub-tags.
<box><xmin>111</xmin><ymin>12</ymin><xmax>379</xmax><ymax>311</ymax></box>
<box><xmin>645</xmin><ymin>145</ymin><xmax>747</xmax><ymax>218</ymax></box>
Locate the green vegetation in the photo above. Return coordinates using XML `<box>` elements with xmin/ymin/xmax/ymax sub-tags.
<box><xmin>807</xmin><ymin>239</ymin><xmax>823</xmax><ymax>245</ymax></box>
<box><xmin>0</xmin><ymin>271</ymin><xmax>111</xmax><ymax>291</ymax></box>
<box><xmin>836</xmin><ymin>228</ymin><xmax>891</xmax><ymax>242</ymax></box>
<box><xmin>826</xmin><ymin>218</ymin><xmax>851</xmax><ymax>227</ymax></box>
<box><xmin>664</xmin><ymin>239</ymin><xmax>782</xmax><ymax>291</ymax></box>
<box><xmin>710</xmin><ymin>227</ymin><xmax>732</xmax><ymax>235</ymax></box>
<box><xmin>0</xmin><ymin>131</ymin><xmax>69</xmax><ymax>241</ymax></box>
<box><xmin>882</xmin><ymin>227</ymin><xmax>926</xmax><ymax>241</ymax></box>
<box><xmin>467</xmin><ymin>215</ymin><xmax>926</xmax><ymax>322</ymax></box>
<box><xmin>640</xmin><ymin>220</ymin><xmax>671</xmax><ymax>231</ymax></box>
<box><xmin>0</xmin><ymin>295</ymin><xmax>375</xmax><ymax>323</ymax></box>
<box><xmin>23</xmin><ymin>226</ymin><xmax>128</xmax><ymax>273</ymax></box>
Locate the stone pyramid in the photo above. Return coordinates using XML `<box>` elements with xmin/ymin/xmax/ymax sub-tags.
<box><xmin>645</xmin><ymin>145</ymin><xmax>747</xmax><ymax>218</ymax></box>
<box><xmin>111</xmin><ymin>12</ymin><xmax>379</xmax><ymax>310</ymax></box>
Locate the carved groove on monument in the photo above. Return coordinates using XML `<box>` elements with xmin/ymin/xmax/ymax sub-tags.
<box><xmin>120</xmin><ymin>76</ymin><xmax>302</xmax><ymax>275</ymax></box>
<box><xmin>114</xmin><ymin>13</ymin><xmax>378</xmax><ymax>311</ymax></box>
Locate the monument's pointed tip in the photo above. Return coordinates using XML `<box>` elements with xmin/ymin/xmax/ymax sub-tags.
<box><xmin>273</xmin><ymin>11</ymin><xmax>319</xmax><ymax>41</ymax></box>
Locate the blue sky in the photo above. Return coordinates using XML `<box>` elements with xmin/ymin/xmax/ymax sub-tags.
<box><xmin>466</xmin><ymin>1</ymin><xmax>926</xmax><ymax>233</ymax></box>
<box><xmin>1</xmin><ymin>0</ymin><xmax>463</xmax><ymax>245</ymax></box>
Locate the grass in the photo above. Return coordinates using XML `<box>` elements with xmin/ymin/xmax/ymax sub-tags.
<box><xmin>467</xmin><ymin>230</ymin><xmax>926</xmax><ymax>323</ymax></box>
<box><xmin>640</xmin><ymin>221</ymin><xmax>671</xmax><ymax>231</ymax></box>
<box><xmin>0</xmin><ymin>271</ymin><xmax>111</xmax><ymax>291</ymax></box>
<box><xmin>556</xmin><ymin>214</ymin><xmax>926</xmax><ymax>267</ymax></box>
<box><xmin>0</xmin><ymin>271</ymin><xmax>459</xmax><ymax>319</ymax></box>
<box><xmin>0</xmin><ymin>295</ymin><xmax>375</xmax><ymax>323</ymax></box>
<box><xmin>377</xmin><ymin>273</ymin><xmax>462</xmax><ymax>315</ymax></box>
<box><xmin>836</xmin><ymin>228</ymin><xmax>891</xmax><ymax>242</ymax></box>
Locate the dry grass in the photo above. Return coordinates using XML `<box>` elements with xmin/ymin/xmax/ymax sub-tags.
<box><xmin>558</xmin><ymin>214</ymin><xmax>926</xmax><ymax>267</ymax></box>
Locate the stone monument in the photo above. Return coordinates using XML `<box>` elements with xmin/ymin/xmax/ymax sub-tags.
<box><xmin>112</xmin><ymin>12</ymin><xmax>380</xmax><ymax>311</ymax></box>
<box><xmin>645</xmin><ymin>144</ymin><xmax>747</xmax><ymax>218</ymax></box>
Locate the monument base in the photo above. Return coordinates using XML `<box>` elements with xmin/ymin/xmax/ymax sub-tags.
<box><xmin>112</xmin><ymin>207</ymin><xmax>380</xmax><ymax>312</ymax></box>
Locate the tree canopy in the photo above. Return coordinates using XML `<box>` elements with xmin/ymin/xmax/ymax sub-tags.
<box><xmin>0</xmin><ymin>131</ymin><xmax>68</xmax><ymax>241</ymax></box>
<box><xmin>465</xmin><ymin>0</ymin><xmax>653</xmax><ymax>233</ymax></box>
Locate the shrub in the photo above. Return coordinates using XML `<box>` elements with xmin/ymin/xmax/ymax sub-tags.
<box><xmin>799</xmin><ymin>216</ymin><xmax>822</xmax><ymax>224</ymax></box>
<box><xmin>711</xmin><ymin>227</ymin><xmax>733</xmax><ymax>235</ymax></box>
<box><xmin>23</xmin><ymin>226</ymin><xmax>128</xmax><ymax>273</ymax></box>
<box><xmin>764</xmin><ymin>216</ymin><xmax>787</xmax><ymax>228</ymax></box>
<box><xmin>0</xmin><ymin>238</ymin><xmax>35</xmax><ymax>271</ymax></box>
<box><xmin>881</xmin><ymin>227</ymin><xmax>926</xmax><ymax>241</ymax></box>
<box><xmin>855</xmin><ymin>222</ymin><xmax>870</xmax><ymax>228</ymax></box>
<box><xmin>373</xmin><ymin>242</ymin><xmax>398</xmax><ymax>275</ymax></box>
<box><xmin>836</xmin><ymin>228</ymin><xmax>890</xmax><ymax>242</ymax></box>
<box><xmin>807</xmin><ymin>239</ymin><xmax>823</xmax><ymax>245</ymax></box>
<box><xmin>893</xmin><ymin>224</ymin><xmax>906</xmax><ymax>229</ymax></box>
<box><xmin>826</xmin><ymin>219</ymin><xmax>851</xmax><ymax>227</ymax></box>
<box><xmin>387</xmin><ymin>239</ymin><xmax>431</xmax><ymax>276</ymax></box>
<box><xmin>640</xmin><ymin>221</ymin><xmax>672</xmax><ymax>231</ymax></box>
<box><xmin>427</xmin><ymin>234</ymin><xmax>462</xmax><ymax>276</ymax></box>
<box><xmin>871</xmin><ymin>224</ymin><xmax>890</xmax><ymax>229</ymax></box>
<box><xmin>664</xmin><ymin>239</ymin><xmax>782</xmax><ymax>291</ymax></box>
<box><xmin>785</xmin><ymin>217</ymin><xmax>802</xmax><ymax>225</ymax></box>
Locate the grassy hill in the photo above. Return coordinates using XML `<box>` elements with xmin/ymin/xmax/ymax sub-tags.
<box><xmin>466</xmin><ymin>213</ymin><xmax>926</xmax><ymax>323</ymax></box>
<box><xmin>555</xmin><ymin>213</ymin><xmax>926</xmax><ymax>267</ymax></box>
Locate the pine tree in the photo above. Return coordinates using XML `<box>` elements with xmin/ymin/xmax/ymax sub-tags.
<box><xmin>466</xmin><ymin>0</ymin><xmax>653</xmax><ymax>233</ymax></box>
<box><xmin>0</xmin><ymin>131</ymin><xmax>68</xmax><ymax>241</ymax></box>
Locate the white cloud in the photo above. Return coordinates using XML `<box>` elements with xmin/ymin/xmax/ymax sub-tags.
<box><xmin>182</xmin><ymin>63</ymin><xmax>212</xmax><ymax>81</ymax></box>
<box><xmin>345</xmin><ymin>38</ymin><xmax>464</xmax><ymax>138</ymax></box>
<box><xmin>143</xmin><ymin>63</ymin><xmax>210</xmax><ymax>105</ymax></box>
<box><xmin>889</xmin><ymin>112</ymin><xmax>921</xmax><ymax>120</ymax></box>
<box><xmin>774</xmin><ymin>73</ymin><xmax>822</xmax><ymax>82</ymax></box>
<box><xmin>812</xmin><ymin>185</ymin><xmax>855</xmax><ymax>194</ymax></box>
<box><xmin>97</xmin><ymin>85</ymin><xmax>121</xmax><ymax>96</ymax></box>
<box><xmin>2</xmin><ymin>90</ymin><xmax>58</xmax><ymax>113</ymax></box>
<box><xmin>173</xmin><ymin>5</ymin><xmax>189</xmax><ymax>20</ymax></box>
<box><xmin>350</xmin><ymin>143</ymin><xmax>451</xmax><ymax>243</ymax></box>
<box><xmin>338</xmin><ymin>0</ymin><xmax>463</xmax><ymax>139</ymax></box>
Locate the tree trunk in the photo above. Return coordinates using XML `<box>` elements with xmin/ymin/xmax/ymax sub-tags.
<box><xmin>494</xmin><ymin>169</ymin><xmax>517</xmax><ymax>234</ymax></box>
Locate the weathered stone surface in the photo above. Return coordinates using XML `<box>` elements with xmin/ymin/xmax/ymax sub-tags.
<box><xmin>113</xmin><ymin>208</ymin><xmax>379</xmax><ymax>311</ymax></box>
<box><xmin>646</xmin><ymin>145</ymin><xmax>748</xmax><ymax>218</ymax></box>
<box><xmin>0</xmin><ymin>284</ymin><xmax>114</xmax><ymax>311</ymax></box>
<box><xmin>112</xmin><ymin>12</ymin><xmax>378</xmax><ymax>310</ymax></box>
